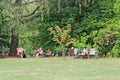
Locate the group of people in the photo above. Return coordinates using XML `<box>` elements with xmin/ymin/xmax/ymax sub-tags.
<box><xmin>68</xmin><ymin>47</ymin><xmax>88</xmax><ymax>59</ymax></box>
<box><xmin>1</xmin><ymin>47</ymin><xmax>95</xmax><ymax>59</ymax></box>
<box><xmin>35</xmin><ymin>48</ymin><xmax>54</xmax><ymax>57</ymax></box>
<box><xmin>16</xmin><ymin>47</ymin><xmax>54</xmax><ymax>58</ymax></box>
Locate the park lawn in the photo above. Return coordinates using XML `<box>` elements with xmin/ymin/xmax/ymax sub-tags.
<box><xmin>0</xmin><ymin>57</ymin><xmax>120</xmax><ymax>80</ymax></box>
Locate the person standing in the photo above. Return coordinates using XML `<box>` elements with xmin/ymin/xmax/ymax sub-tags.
<box><xmin>68</xmin><ymin>47</ymin><xmax>74</xmax><ymax>57</ymax></box>
<box><xmin>74</xmin><ymin>47</ymin><xmax>78</xmax><ymax>58</ymax></box>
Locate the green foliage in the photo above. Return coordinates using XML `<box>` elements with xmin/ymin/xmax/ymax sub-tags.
<box><xmin>113</xmin><ymin>0</ymin><xmax>120</xmax><ymax>14</ymax></box>
<box><xmin>53</xmin><ymin>46</ymin><xmax>63</xmax><ymax>56</ymax></box>
<box><xmin>92</xmin><ymin>17</ymin><xmax>120</xmax><ymax>57</ymax></box>
<box><xmin>48</xmin><ymin>24</ymin><xmax>74</xmax><ymax>47</ymax></box>
<box><xmin>0</xmin><ymin>0</ymin><xmax>120</xmax><ymax>57</ymax></box>
<box><xmin>72</xmin><ymin>38</ymin><xmax>91</xmax><ymax>52</ymax></box>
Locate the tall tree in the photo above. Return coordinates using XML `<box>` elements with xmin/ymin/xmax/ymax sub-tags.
<box><xmin>0</xmin><ymin>0</ymin><xmax>49</xmax><ymax>55</ymax></box>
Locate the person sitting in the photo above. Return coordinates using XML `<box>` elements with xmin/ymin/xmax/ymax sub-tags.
<box><xmin>2</xmin><ymin>51</ymin><xmax>8</xmax><ymax>57</ymax></box>
<box><xmin>16</xmin><ymin>47</ymin><xmax>26</xmax><ymax>58</ymax></box>
<box><xmin>35</xmin><ymin>48</ymin><xmax>43</xmax><ymax>57</ymax></box>
<box><xmin>46</xmin><ymin>50</ymin><xmax>52</xmax><ymax>57</ymax></box>
<box><xmin>80</xmin><ymin>47</ymin><xmax>88</xmax><ymax>59</ymax></box>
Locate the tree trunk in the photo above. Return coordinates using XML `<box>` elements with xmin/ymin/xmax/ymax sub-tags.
<box><xmin>62</xmin><ymin>46</ymin><xmax>66</xmax><ymax>60</ymax></box>
<box><xmin>10</xmin><ymin>34</ymin><xmax>19</xmax><ymax>56</ymax></box>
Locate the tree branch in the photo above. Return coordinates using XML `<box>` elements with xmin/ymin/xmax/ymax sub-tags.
<box><xmin>22</xmin><ymin>6</ymin><xmax>40</xmax><ymax>17</ymax></box>
<box><xmin>21</xmin><ymin>0</ymin><xmax>48</xmax><ymax>18</ymax></box>
<box><xmin>21</xmin><ymin>9</ymin><xmax>47</xmax><ymax>23</ymax></box>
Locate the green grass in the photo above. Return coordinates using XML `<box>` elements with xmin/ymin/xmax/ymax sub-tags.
<box><xmin>0</xmin><ymin>57</ymin><xmax>120</xmax><ymax>80</ymax></box>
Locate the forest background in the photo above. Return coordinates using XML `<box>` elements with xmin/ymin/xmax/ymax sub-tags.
<box><xmin>0</xmin><ymin>0</ymin><xmax>120</xmax><ymax>57</ymax></box>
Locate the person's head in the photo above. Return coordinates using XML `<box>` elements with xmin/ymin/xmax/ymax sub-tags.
<box><xmin>71</xmin><ymin>47</ymin><xmax>74</xmax><ymax>49</ymax></box>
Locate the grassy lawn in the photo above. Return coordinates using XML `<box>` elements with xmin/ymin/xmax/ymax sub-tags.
<box><xmin>0</xmin><ymin>57</ymin><xmax>120</xmax><ymax>80</ymax></box>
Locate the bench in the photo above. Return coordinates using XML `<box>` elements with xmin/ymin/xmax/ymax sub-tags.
<box><xmin>87</xmin><ymin>48</ymin><xmax>98</xmax><ymax>59</ymax></box>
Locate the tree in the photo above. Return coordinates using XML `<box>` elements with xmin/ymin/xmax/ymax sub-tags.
<box><xmin>48</xmin><ymin>24</ymin><xmax>74</xmax><ymax>59</ymax></box>
<box><xmin>0</xmin><ymin>0</ymin><xmax>49</xmax><ymax>56</ymax></box>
